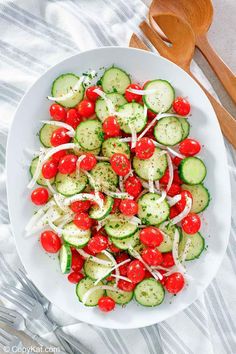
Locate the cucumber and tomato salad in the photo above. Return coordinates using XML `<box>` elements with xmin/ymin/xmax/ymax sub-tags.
<box><xmin>28</xmin><ymin>65</ymin><xmax>210</xmax><ymax>313</ymax></box>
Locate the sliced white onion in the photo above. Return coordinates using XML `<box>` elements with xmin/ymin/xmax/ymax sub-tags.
<box><xmin>152</xmin><ymin>265</ymin><xmax>172</xmax><ymax>272</ymax></box>
<box><xmin>25</xmin><ymin>200</ymin><xmax>55</xmax><ymax>232</ymax></box>
<box><xmin>172</xmin><ymin>229</ymin><xmax>186</xmax><ymax>273</ymax></box>
<box><xmin>128</xmin><ymin>122</ymin><xmax>137</xmax><ymax>149</ymax></box>
<box><xmin>143</xmin><ymin>104</ymin><xmax>148</xmax><ymax>118</ymax></box>
<box><xmin>76</xmin><ymin>154</ymin><xmax>86</xmax><ymax>178</ymax></box>
<box><xmin>148</xmin><ymin>177</ymin><xmax>155</xmax><ymax>194</ymax></box>
<box><xmin>103</xmin><ymin>189</ymin><xmax>131</xmax><ymax>199</ymax></box>
<box><xmin>95</xmin><ymin>156</ymin><xmax>110</xmax><ymax>161</ymax></box>
<box><xmin>41</xmin><ymin>120</ymin><xmax>75</xmax><ymax>137</ymax></box>
<box><xmin>156</xmin><ymin>190</ymin><xmax>167</xmax><ymax>204</ymax></box>
<box><xmin>129</xmin><ymin>247</ymin><xmax>163</xmax><ymax>280</ymax></box>
<box><xmin>27</xmin><ymin>153</ymin><xmax>45</xmax><ymax>189</ymax></box>
<box><xmin>130</xmin><ymin>216</ymin><xmax>142</xmax><ymax>225</ymax></box>
<box><xmin>82</xmin><ymin>285</ymin><xmax>124</xmax><ymax>305</ymax></box>
<box><xmin>111</xmin><ymin>274</ymin><xmax>132</xmax><ymax>282</ymax></box>
<box><xmin>180</xmin><ymin>238</ymin><xmax>192</xmax><ymax>263</ymax></box>
<box><xmin>171</xmin><ymin>197</ymin><xmax>192</xmax><ymax>225</ymax></box>
<box><xmin>167</xmin><ymin>194</ymin><xmax>182</xmax><ymax>207</ymax></box>
<box><xmin>64</xmin><ymin>193</ymin><xmax>103</xmax><ymax>210</ymax></box>
<box><xmin>76</xmin><ymin>249</ymin><xmax>113</xmax><ymax>266</ymax></box>
<box><xmin>57</xmin><ymin>213</ymin><xmax>74</xmax><ymax>228</ymax></box>
<box><xmin>126</xmin><ymin>88</ymin><xmax>159</xmax><ymax>95</ymax></box>
<box><xmin>93</xmin><ymin>88</ymin><xmax>116</xmax><ymax>117</ymax></box>
<box><xmin>47</xmin><ymin>76</ymin><xmax>84</xmax><ymax>102</ymax></box>
<box><xmin>135</xmin><ymin>189</ymin><xmax>148</xmax><ymax>201</ymax></box>
<box><xmin>138</xmin><ymin>114</ymin><xmax>160</xmax><ymax>141</ymax></box>
<box><xmin>123</xmin><ymin>169</ymin><xmax>134</xmax><ymax>182</ymax></box>
<box><xmin>43</xmin><ymin>143</ymin><xmax>78</xmax><ymax>162</ymax></box>
<box><xmin>155</xmin><ymin>180</ymin><xmax>160</xmax><ymax>191</ymax></box>
<box><xmin>48</xmin><ymin>219</ymin><xmax>64</xmax><ymax>236</ymax></box>
<box><xmin>45</xmin><ymin>179</ymin><xmax>57</xmax><ymax>195</ymax></box>
<box><xmin>102</xmin><ymin>250</ymin><xmax>119</xmax><ymax>286</ymax></box>
<box><xmin>119</xmin><ymin>137</ymin><xmax>132</xmax><ymax>143</ymax></box>
<box><xmin>53</xmin><ymin>193</ymin><xmax>70</xmax><ymax>213</ymax></box>
<box><xmin>119</xmin><ymin>176</ymin><xmax>124</xmax><ymax>193</ymax></box>
<box><xmin>94</xmin><ymin>258</ymin><xmax>131</xmax><ymax>286</ymax></box>
<box><xmin>166</xmin><ymin>153</ymin><xmax>174</xmax><ymax>192</ymax></box>
<box><xmin>167</xmin><ymin>147</ymin><xmax>185</xmax><ymax>159</ymax></box>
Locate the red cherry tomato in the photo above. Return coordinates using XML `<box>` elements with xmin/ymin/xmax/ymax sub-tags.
<box><xmin>172</xmin><ymin>156</ymin><xmax>182</xmax><ymax>167</ymax></box>
<box><xmin>87</xmin><ymin>235</ymin><xmax>108</xmax><ymax>253</ymax></box>
<box><xmin>70</xmin><ymin>200</ymin><xmax>91</xmax><ymax>213</ymax></box>
<box><xmin>167</xmin><ymin>183</ymin><xmax>181</xmax><ymax>197</ymax></box>
<box><xmin>65</xmin><ymin>109</ymin><xmax>81</xmax><ymax>129</ymax></box>
<box><xmin>124</xmin><ymin>175</ymin><xmax>142</xmax><ymax>198</ymax></box>
<box><xmin>86</xmin><ymin>85</ymin><xmax>102</xmax><ymax>101</ymax></box>
<box><xmin>116</xmin><ymin>253</ymin><xmax>130</xmax><ymax>276</ymax></box>
<box><xmin>144</xmin><ymin>270</ymin><xmax>153</xmax><ymax>279</ymax></box>
<box><xmin>173</xmin><ymin>169</ymin><xmax>182</xmax><ymax>184</ymax></box>
<box><xmin>110</xmin><ymin>153</ymin><xmax>131</xmax><ymax>176</ymax></box>
<box><xmin>49</xmin><ymin>104</ymin><xmax>66</xmax><ymax>121</ymax></box>
<box><xmin>79</xmin><ymin>153</ymin><xmax>97</xmax><ymax>171</ymax></box>
<box><xmin>51</xmin><ymin>150</ymin><xmax>67</xmax><ymax>163</ymax></box>
<box><xmin>135</xmin><ymin>138</ymin><xmax>155</xmax><ymax>160</ymax></box>
<box><xmin>109</xmin><ymin>243</ymin><xmax>120</xmax><ymax>253</ymax></box>
<box><xmin>40</xmin><ymin>231</ymin><xmax>61</xmax><ymax>253</ymax></box>
<box><xmin>161</xmin><ymin>252</ymin><xmax>175</xmax><ymax>268</ymax></box>
<box><xmin>176</xmin><ymin>190</ymin><xmax>193</xmax><ymax>212</ymax></box>
<box><xmin>68</xmin><ymin>271</ymin><xmax>84</xmax><ymax>284</ymax></box>
<box><xmin>31</xmin><ymin>188</ymin><xmax>49</xmax><ymax>205</ymax></box>
<box><xmin>119</xmin><ymin>199</ymin><xmax>138</xmax><ymax>216</ymax></box>
<box><xmin>127</xmin><ymin>260</ymin><xmax>145</xmax><ymax>283</ymax></box>
<box><xmin>179</xmin><ymin>139</ymin><xmax>201</xmax><ymax>156</ymax></box>
<box><xmin>71</xmin><ymin>249</ymin><xmax>84</xmax><ymax>272</ymax></box>
<box><xmin>50</xmin><ymin>128</ymin><xmax>71</xmax><ymax>147</ymax></box>
<box><xmin>102</xmin><ymin>116</ymin><xmax>121</xmax><ymax>137</ymax></box>
<box><xmin>139</xmin><ymin>227</ymin><xmax>163</xmax><ymax>248</ymax></box>
<box><xmin>165</xmin><ymin>272</ymin><xmax>185</xmax><ymax>294</ymax></box>
<box><xmin>181</xmin><ymin>213</ymin><xmax>201</xmax><ymax>234</ymax></box>
<box><xmin>169</xmin><ymin>206</ymin><xmax>179</xmax><ymax>219</ymax></box>
<box><xmin>159</xmin><ymin>269</ymin><xmax>167</xmax><ymax>286</ymax></box>
<box><xmin>110</xmin><ymin>198</ymin><xmax>121</xmax><ymax>214</ymax></box>
<box><xmin>142</xmin><ymin>248</ymin><xmax>163</xmax><ymax>266</ymax></box>
<box><xmin>42</xmin><ymin>160</ymin><xmax>58</xmax><ymax>179</ymax></box>
<box><xmin>83</xmin><ymin>244</ymin><xmax>96</xmax><ymax>255</ymax></box>
<box><xmin>58</xmin><ymin>154</ymin><xmax>77</xmax><ymax>174</ymax></box>
<box><xmin>160</xmin><ymin>169</ymin><xmax>170</xmax><ymax>184</ymax></box>
<box><xmin>118</xmin><ymin>279</ymin><xmax>136</xmax><ymax>292</ymax></box>
<box><xmin>73</xmin><ymin>212</ymin><xmax>92</xmax><ymax>230</ymax></box>
<box><xmin>125</xmin><ymin>84</ymin><xmax>142</xmax><ymax>103</ymax></box>
<box><xmin>147</xmin><ymin>109</ymin><xmax>157</xmax><ymax>119</ymax></box>
<box><xmin>98</xmin><ymin>296</ymin><xmax>116</xmax><ymax>312</ymax></box>
<box><xmin>77</xmin><ymin>100</ymin><xmax>95</xmax><ymax>117</ymax></box>
<box><xmin>173</xmin><ymin>97</ymin><xmax>190</xmax><ymax>116</ymax></box>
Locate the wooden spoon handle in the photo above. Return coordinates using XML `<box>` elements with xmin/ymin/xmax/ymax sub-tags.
<box><xmin>197</xmin><ymin>35</ymin><xmax>236</xmax><ymax>104</ymax></box>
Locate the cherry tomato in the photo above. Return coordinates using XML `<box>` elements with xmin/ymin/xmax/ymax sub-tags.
<box><xmin>179</xmin><ymin>139</ymin><xmax>201</xmax><ymax>156</ymax></box>
<box><xmin>167</xmin><ymin>183</ymin><xmax>181</xmax><ymax>197</ymax></box>
<box><xmin>144</xmin><ymin>270</ymin><xmax>153</xmax><ymax>279</ymax></box>
<box><xmin>181</xmin><ymin>213</ymin><xmax>201</xmax><ymax>234</ymax></box>
<box><xmin>109</xmin><ymin>243</ymin><xmax>120</xmax><ymax>253</ymax></box>
<box><xmin>83</xmin><ymin>245</ymin><xmax>96</xmax><ymax>255</ymax></box>
<box><xmin>165</xmin><ymin>272</ymin><xmax>185</xmax><ymax>294</ymax></box>
<box><xmin>51</xmin><ymin>150</ymin><xmax>67</xmax><ymax>163</ymax></box>
<box><xmin>118</xmin><ymin>279</ymin><xmax>136</xmax><ymax>292</ymax></box>
<box><xmin>119</xmin><ymin>199</ymin><xmax>138</xmax><ymax>216</ymax></box>
<box><xmin>135</xmin><ymin>138</ymin><xmax>155</xmax><ymax>159</ymax></box>
<box><xmin>173</xmin><ymin>97</ymin><xmax>190</xmax><ymax>116</ymax></box>
<box><xmin>49</xmin><ymin>104</ymin><xmax>66</xmax><ymax>121</ymax></box>
<box><xmin>73</xmin><ymin>212</ymin><xmax>92</xmax><ymax>230</ymax></box>
<box><xmin>65</xmin><ymin>109</ymin><xmax>81</xmax><ymax>129</ymax></box>
<box><xmin>71</xmin><ymin>249</ymin><xmax>84</xmax><ymax>272</ymax></box>
<box><xmin>31</xmin><ymin>188</ymin><xmax>49</xmax><ymax>205</ymax></box>
<box><xmin>41</xmin><ymin>160</ymin><xmax>58</xmax><ymax>179</ymax></box>
<box><xmin>159</xmin><ymin>269</ymin><xmax>167</xmax><ymax>286</ymax></box>
<box><xmin>50</xmin><ymin>128</ymin><xmax>71</xmax><ymax>147</ymax></box>
<box><xmin>110</xmin><ymin>198</ymin><xmax>121</xmax><ymax>214</ymax></box>
<box><xmin>68</xmin><ymin>271</ymin><xmax>84</xmax><ymax>284</ymax></box>
<box><xmin>86</xmin><ymin>85</ymin><xmax>102</xmax><ymax>102</ymax></box>
<box><xmin>103</xmin><ymin>116</ymin><xmax>121</xmax><ymax>137</ymax></box>
<box><xmin>77</xmin><ymin>100</ymin><xmax>95</xmax><ymax>117</ymax></box>
<box><xmin>142</xmin><ymin>248</ymin><xmax>163</xmax><ymax>266</ymax></box>
<box><xmin>173</xmin><ymin>170</ymin><xmax>182</xmax><ymax>184</ymax></box>
<box><xmin>87</xmin><ymin>235</ymin><xmax>108</xmax><ymax>253</ymax></box>
<box><xmin>169</xmin><ymin>206</ymin><xmax>179</xmax><ymax>219</ymax></box>
<box><xmin>40</xmin><ymin>230</ymin><xmax>61</xmax><ymax>253</ymax></box>
<box><xmin>127</xmin><ymin>260</ymin><xmax>145</xmax><ymax>283</ymax></box>
<box><xmin>110</xmin><ymin>153</ymin><xmax>131</xmax><ymax>176</ymax></box>
<box><xmin>139</xmin><ymin>227</ymin><xmax>163</xmax><ymax>248</ymax></box>
<box><xmin>79</xmin><ymin>153</ymin><xmax>97</xmax><ymax>171</ymax></box>
<box><xmin>160</xmin><ymin>169</ymin><xmax>170</xmax><ymax>184</ymax></box>
<box><xmin>176</xmin><ymin>190</ymin><xmax>193</xmax><ymax>212</ymax></box>
<box><xmin>125</xmin><ymin>84</ymin><xmax>142</xmax><ymax>103</ymax></box>
<box><xmin>161</xmin><ymin>252</ymin><xmax>175</xmax><ymax>268</ymax></box>
<box><xmin>172</xmin><ymin>156</ymin><xmax>182</xmax><ymax>167</ymax></box>
<box><xmin>70</xmin><ymin>200</ymin><xmax>91</xmax><ymax>213</ymax></box>
<box><xmin>147</xmin><ymin>109</ymin><xmax>157</xmax><ymax>119</ymax></box>
<box><xmin>116</xmin><ymin>253</ymin><xmax>130</xmax><ymax>276</ymax></box>
<box><xmin>98</xmin><ymin>296</ymin><xmax>115</xmax><ymax>312</ymax></box>
<box><xmin>58</xmin><ymin>154</ymin><xmax>77</xmax><ymax>174</ymax></box>
<box><xmin>124</xmin><ymin>175</ymin><xmax>142</xmax><ymax>198</ymax></box>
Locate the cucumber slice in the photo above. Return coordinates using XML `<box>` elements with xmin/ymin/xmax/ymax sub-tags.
<box><xmin>30</xmin><ymin>157</ymin><xmax>55</xmax><ymax>186</ymax></box>
<box><xmin>39</xmin><ymin>124</ymin><xmax>57</xmax><ymax>148</ymax></box>
<box><xmin>179</xmin><ymin>118</ymin><xmax>190</xmax><ymax>140</ymax></box>
<box><xmin>76</xmin><ymin>278</ymin><xmax>105</xmax><ymax>306</ymax></box>
<box><xmin>179</xmin><ymin>232</ymin><xmax>205</xmax><ymax>260</ymax></box>
<box><xmin>84</xmin><ymin>253</ymin><xmax>113</xmax><ymax>280</ymax></box>
<box><xmin>154</xmin><ymin>116</ymin><xmax>183</xmax><ymax>146</ymax></box>
<box><xmin>105</xmin><ymin>215</ymin><xmax>138</xmax><ymax>239</ymax></box>
<box><xmin>181</xmin><ymin>184</ymin><xmax>210</xmax><ymax>213</ymax></box>
<box><xmin>55</xmin><ymin>171</ymin><xmax>87</xmax><ymax>196</ymax></box>
<box><xmin>95</xmin><ymin>93</ymin><xmax>127</xmax><ymax>122</ymax></box>
<box><xmin>143</xmin><ymin>80</ymin><xmax>175</xmax><ymax>113</ymax></box>
<box><xmin>51</xmin><ymin>73</ymin><xmax>84</xmax><ymax>108</ymax></box>
<box><xmin>62</xmin><ymin>222</ymin><xmax>91</xmax><ymax>248</ymax></box>
<box><xmin>117</xmin><ymin>102</ymin><xmax>147</xmax><ymax>133</ymax></box>
<box><xmin>73</xmin><ymin>137</ymin><xmax>101</xmax><ymax>156</ymax></box>
<box><xmin>59</xmin><ymin>244</ymin><xmax>72</xmax><ymax>274</ymax></box>
<box><xmin>102</xmin><ymin>138</ymin><xmax>130</xmax><ymax>159</ymax></box>
<box><xmin>137</xmin><ymin>193</ymin><xmax>170</xmax><ymax>225</ymax></box>
<box><xmin>101</xmin><ymin>67</ymin><xmax>131</xmax><ymax>94</ymax></box>
<box><xmin>133</xmin><ymin>147</ymin><xmax>167</xmax><ymax>181</ymax></box>
<box><xmin>89</xmin><ymin>196</ymin><xmax>114</xmax><ymax>220</ymax></box>
<box><xmin>179</xmin><ymin>157</ymin><xmax>207</xmax><ymax>185</ymax></box>
<box><xmin>90</xmin><ymin>162</ymin><xmax>118</xmax><ymax>191</ymax></box>
<box><xmin>110</xmin><ymin>230</ymin><xmax>140</xmax><ymax>250</ymax></box>
<box><xmin>158</xmin><ymin>223</ymin><xmax>182</xmax><ymax>253</ymax></box>
<box><xmin>106</xmin><ymin>281</ymin><xmax>133</xmax><ymax>305</ymax></box>
<box><xmin>134</xmin><ymin>278</ymin><xmax>165</xmax><ymax>307</ymax></box>
<box><xmin>75</xmin><ymin>120</ymin><xmax>103</xmax><ymax>151</ymax></box>
<box><xmin>128</xmin><ymin>243</ymin><xmax>145</xmax><ymax>257</ymax></box>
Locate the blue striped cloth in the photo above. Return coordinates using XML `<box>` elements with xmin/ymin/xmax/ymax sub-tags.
<box><xmin>0</xmin><ymin>1</ymin><xmax>235</xmax><ymax>353</ymax></box>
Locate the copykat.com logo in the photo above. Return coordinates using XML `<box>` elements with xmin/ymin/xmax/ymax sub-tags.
<box><xmin>3</xmin><ymin>345</ymin><xmax>60</xmax><ymax>353</ymax></box>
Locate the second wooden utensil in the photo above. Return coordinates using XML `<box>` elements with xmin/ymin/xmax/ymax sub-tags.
<box><xmin>139</xmin><ymin>14</ymin><xmax>236</xmax><ymax>148</ymax></box>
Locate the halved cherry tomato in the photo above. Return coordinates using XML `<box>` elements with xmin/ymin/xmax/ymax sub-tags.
<box><xmin>179</xmin><ymin>139</ymin><xmax>201</xmax><ymax>156</ymax></box>
<box><xmin>51</xmin><ymin>150</ymin><xmax>67</xmax><ymax>163</ymax></box>
<box><xmin>77</xmin><ymin>100</ymin><xmax>95</xmax><ymax>117</ymax></box>
<box><xmin>110</xmin><ymin>198</ymin><xmax>121</xmax><ymax>214</ymax></box>
<box><xmin>98</xmin><ymin>296</ymin><xmax>116</xmax><ymax>312</ymax></box>
<box><xmin>142</xmin><ymin>248</ymin><xmax>163</xmax><ymax>266</ymax></box>
<box><xmin>172</xmin><ymin>156</ymin><xmax>182</xmax><ymax>167</ymax></box>
<box><xmin>68</xmin><ymin>271</ymin><xmax>84</xmax><ymax>284</ymax></box>
<box><xmin>71</xmin><ymin>249</ymin><xmax>84</xmax><ymax>272</ymax></box>
<box><xmin>79</xmin><ymin>153</ymin><xmax>97</xmax><ymax>171</ymax></box>
<box><xmin>167</xmin><ymin>183</ymin><xmax>181</xmax><ymax>197</ymax></box>
<box><xmin>50</xmin><ymin>128</ymin><xmax>71</xmax><ymax>147</ymax></box>
<box><xmin>49</xmin><ymin>104</ymin><xmax>66</xmax><ymax>121</ymax></box>
<box><xmin>139</xmin><ymin>227</ymin><xmax>163</xmax><ymax>248</ymax></box>
<box><xmin>161</xmin><ymin>252</ymin><xmax>175</xmax><ymax>268</ymax></box>
<box><xmin>125</xmin><ymin>84</ymin><xmax>142</xmax><ymax>103</ymax></box>
<box><xmin>119</xmin><ymin>199</ymin><xmax>138</xmax><ymax>216</ymax></box>
<box><xmin>58</xmin><ymin>154</ymin><xmax>77</xmax><ymax>174</ymax></box>
<box><xmin>102</xmin><ymin>116</ymin><xmax>121</xmax><ymax>137</ymax></box>
<box><xmin>40</xmin><ymin>230</ymin><xmax>61</xmax><ymax>253</ymax></box>
<box><xmin>116</xmin><ymin>253</ymin><xmax>130</xmax><ymax>276</ymax></box>
<box><xmin>144</xmin><ymin>270</ymin><xmax>153</xmax><ymax>279</ymax></box>
<box><xmin>65</xmin><ymin>109</ymin><xmax>81</xmax><ymax>129</ymax></box>
<box><xmin>165</xmin><ymin>272</ymin><xmax>185</xmax><ymax>294</ymax></box>
<box><xmin>176</xmin><ymin>190</ymin><xmax>193</xmax><ymax>212</ymax></box>
<box><xmin>110</xmin><ymin>153</ymin><xmax>131</xmax><ymax>176</ymax></box>
<box><xmin>173</xmin><ymin>169</ymin><xmax>182</xmax><ymax>184</ymax></box>
<box><xmin>147</xmin><ymin>109</ymin><xmax>157</xmax><ymax>119</ymax></box>
<box><xmin>173</xmin><ymin>97</ymin><xmax>190</xmax><ymax>116</ymax></box>
<box><xmin>87</xmin><ymin>235</ymin><xmax>108</xmax><ymax>253</ymax></box>
<box><xmin>86</xmin><ymin>85</ymin><xmax>102</xmax><ymax>101</ymax></box>
<box><xmin>31</xmin><ymin>187</ymin><xmax>49</xmax><ymax>205</ymax></box>
<box><xmin>169</xmin><ymin>206</ymin><xmax>179</xmax><ymax>219</ymax></box>
<box><xmin>83</xmin><ymin>244</ymin><xmax>96</xmax><ymax>255</ymax></box>
<box><xmin>160</xmin><ymin>169</ymin><xmax>170</xmax><ymax>184</ymax></box>
<box><xmin>159</xmin><ymin>269</ymin><xmax>167</xmax><ymax>286</ymax></box>
<box><xmin>109</xmin><ymin>243</ymin><xmax>120</xmax><ymax>253</ymax></box>
<box><xmin>118</xmin><ymin>279</ymin><xmax>136</xmax><ymax>292</ymax></box>
<box><xmin>181</xmin><ymin>213</ymin><xmax>201</xmax><ymax>234</ymax></box>
<box><xmin>124</xmin><ymin>175</ymin><xmax>142</xmax><ymax>198</ymax></box>
<box><xmin>73</xmin><ymin>212</ymin><xmax>92</xmax><ymax>230</ymax></box>
<box><xmin>127</xmin><ymin>260</ymin><xmax>145</xmax><ymax>283</ymax></box>
<box><xmin>135</xmin><ymin>137</ymin><xmax>155</xmax><ymax>159</ymax></box>
<box><xmin>41</xmin><ymin>160</ymin><xmax>58</xmax><ymax>179</ymax></box>
<box><xmin>70</xmin><ymin>200</ymin><xmax>91</xmax><ymax>213</ymax></box>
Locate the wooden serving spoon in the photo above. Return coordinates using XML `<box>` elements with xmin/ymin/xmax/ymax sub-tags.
<box><xmin>135</xmin><ymin>14</ymin><xmax>236</xmax><ymax>148</ymax></box>
<box><xmin>149</xmin><ymin>0</ymin><xmax>236</xmax><ymax>104</ymax></box>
